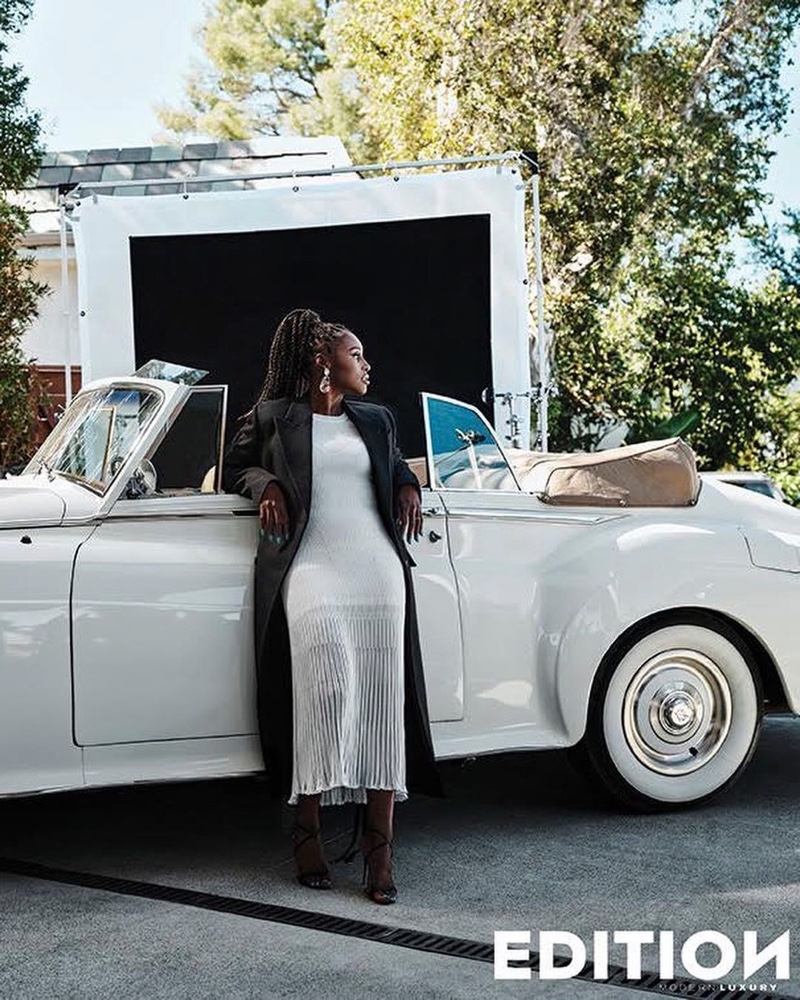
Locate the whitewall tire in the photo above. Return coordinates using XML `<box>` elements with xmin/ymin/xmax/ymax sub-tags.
<box><xmin>580</xmin><ymin>614</ymin><xmax>762</xmax><ymax>810</ymax></box>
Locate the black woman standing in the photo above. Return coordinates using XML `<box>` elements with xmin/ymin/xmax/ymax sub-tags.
<box><xmin>223</xmin><ymin>308</ymin><xmax>441</xmax><ymax>904</ymax></box>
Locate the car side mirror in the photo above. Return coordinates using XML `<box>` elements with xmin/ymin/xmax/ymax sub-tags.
<box><xmin>124</xmin><ymin>459</ymin><xmax>158</xmax><ymax>499</ymax></box>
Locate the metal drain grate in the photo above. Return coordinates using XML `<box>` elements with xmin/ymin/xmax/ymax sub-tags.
<box><xmin>1</xmin><ymin>856</ymin><xmax>795</xmax><ymax>1000</ymax></box>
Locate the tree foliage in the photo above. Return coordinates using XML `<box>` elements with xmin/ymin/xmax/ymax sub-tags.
<box><xmin>336</xmin><ymin>0</ymin><xmax>800</xmax><ymax>459</ymax></box>
<box><xmin>759</xmin><ymin>207</ymin><xmax>800</xmax><ymax>289</ymax></box>
<box><xmin>0</xmin><ymin>0</ymin><xmax>46</xmax><ymax>469</ymax></box>
<box><xmin>163</xmin><ymin>0</ymin><xmax>800</xmax><ymax>485</ymax></box>
<box><xmin>156</xmin><ymin>0</ymin><xmax>369</xmax><ymax>155</ymax></box>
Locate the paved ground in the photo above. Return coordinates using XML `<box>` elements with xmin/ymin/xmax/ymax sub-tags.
<box><xmin>1</xmin><ymin>716</ymin><xmax>798</xmax><ymax>999</ymax></box>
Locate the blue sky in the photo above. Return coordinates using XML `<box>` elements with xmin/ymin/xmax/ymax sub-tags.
<box><xmin>8</xmin><ymin>0</ymin><xmax>205</xmax><ymax>150</ymax></box>
<box><xmin>7</xmin><ymin>0</ymin><xmax>800</xmax><ymax>218</ymax></box>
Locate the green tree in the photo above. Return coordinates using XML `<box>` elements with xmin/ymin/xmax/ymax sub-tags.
<box><xmin>758</xmin><ymin>207</ymin><xmax>800</xmax><ymax>289</ymax></box>
<box><xmin>335</xmin><ymin>0</ymin><xmax>800</xmax><ymax>466</ymax></box>
<box><xmin>339</xmin><ymin>0</ymin><xmax>800</xmax><ymax>450</ymax></box>
<box><xmin>0</xmin><ymin>0</ymin><xmax>46</xmax><ymax>469</ymax></box>
<box><xmin>748</xmin><ymin>207</ymin><xmax>800</xmax><ymax>497</ymax></box>
<box><xmin>156</xmin><ymin>0</ymin><xmax>371</xmax><ymax>156</ymax></box>
<box><xmin>759</xmin><ymin>385</ymin><xmax>800</xmax><ymax>502</ymax></box>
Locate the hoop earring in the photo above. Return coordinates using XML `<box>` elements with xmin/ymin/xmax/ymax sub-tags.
<box><xmin>319</xmin><ymin>366</ymin><xmax>331</xmax><ymax>394</ymax></box>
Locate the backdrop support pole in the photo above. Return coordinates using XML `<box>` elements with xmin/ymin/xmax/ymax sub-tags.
<box><xmin>530</xmin><ymin>171</ymin><xmax>548</xmax><ymax>452</ymax></box>
<box><xmin>59</xmin><ymin>196</ymin><xmax>73</xmax><ymax>407</ymax></box>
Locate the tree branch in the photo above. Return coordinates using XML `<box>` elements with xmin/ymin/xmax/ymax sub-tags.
<box><xmin>682</xmin><ymin>0</ymin><xmax>753</xmax><ymax>120</ymax></box>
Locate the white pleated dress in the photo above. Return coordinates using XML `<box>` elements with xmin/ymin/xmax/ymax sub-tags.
<box><xmin>282</xmin><ymin>412</ymin><xmax>408</xmax><ymax>806</ymax></box>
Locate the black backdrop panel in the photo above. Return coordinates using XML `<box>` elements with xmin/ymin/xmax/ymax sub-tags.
<box><xmin>130</xmin><ymin>215</ymin><xmax>491</xmax><ymax>459</ymax></box>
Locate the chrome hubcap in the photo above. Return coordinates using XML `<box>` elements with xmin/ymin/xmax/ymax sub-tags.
<box><xmin>659</xmin><ymin>691</ymin><xmax>697</xmax><ymax>734</ymax></box>
<box><xmin>622</xmin><ymin>649</ymin><xmax>731</xmax><ymax>775</ymax></box>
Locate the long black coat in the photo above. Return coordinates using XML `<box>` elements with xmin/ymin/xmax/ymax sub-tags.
<box><xmin>222</xmin><ymin>396</ymin><xmax>442</xmax><ymax>801</ymax></box>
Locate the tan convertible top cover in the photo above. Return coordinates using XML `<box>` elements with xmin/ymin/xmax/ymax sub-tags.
<box><xmin>408</xmin><ymin>437</ymin><xmax>699</xmax><ymax>507</ymax></box>
<box><xmin>509</xmin><ymin>438</ymin><xmax>699</xmax><ymax>507</ymax></box>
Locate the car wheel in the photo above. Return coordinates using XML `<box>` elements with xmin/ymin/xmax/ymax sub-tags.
<box><xmin>578</xmin><ymin>613</ymin><xmax>763</xmax><ymax>811</ymax></box>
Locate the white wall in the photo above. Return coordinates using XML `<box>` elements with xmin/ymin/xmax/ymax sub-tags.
<box><xmin>20</xmin><ymin>247</ymin><xmax>79</xmax><ymax>368</ymax></box>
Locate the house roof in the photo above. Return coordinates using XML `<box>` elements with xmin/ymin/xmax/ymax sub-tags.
<box><xmin>13</xmin><ymin>136</ymin><xmax>354</xmax><ymax>242</ymax></box>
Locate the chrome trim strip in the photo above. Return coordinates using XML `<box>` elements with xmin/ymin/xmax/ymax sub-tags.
<box><xmin>103</xmin><ymin>512</ymin><xmax>249</xmax><ymax>522</ymax></box>
<box><xmin>443</xmin><ymin>509</ymin><xmax>625</xmax><ymax>525</ymax></box>
<box><xmin>0</xmin><ymin>520</ymin><xmax>72</xmax><ymax>531</ymax></box>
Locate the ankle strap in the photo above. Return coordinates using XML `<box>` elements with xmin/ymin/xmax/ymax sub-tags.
<box><xmin>292</xmin><ymin>821</ymin><xmax>321</xmax><ymax>848</ymax></box>
<box><xmin>333</xmin><ymin>804</ymin><xmax>365</xmax><ymax>864</ymax></box>
<box><xmin>364</xmin><ymin>827</ymin><xmax>394</xmax><ymax>860</ymax></box>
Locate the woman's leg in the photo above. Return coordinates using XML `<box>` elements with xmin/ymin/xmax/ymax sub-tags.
<box><xmin>295</xmin><ymin>792</ymin><xmax>322</xmax><ymax>831</ymax></box>
<box><xmin>364</xmin><ymin>789</ymin><xmax>396</xmax><ymax>901</ymax></box>
<box><xmin>293</xmin><ymin>792</ymin><xmax>330</xmax><ymax>887</ymax></box>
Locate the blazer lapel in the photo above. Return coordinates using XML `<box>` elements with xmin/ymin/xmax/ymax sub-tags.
<box><xmin>344</xmin><ymin>399</ymin><xmax>392</xmax><ymax>518</ymax></box>
<box><xmin>274</xmin><ymin>399</ymin><xmax>312</xmax><ymax>514</ymax></box>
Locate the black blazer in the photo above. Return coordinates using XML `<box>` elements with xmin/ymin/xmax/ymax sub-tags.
<box><xmin>223</xmin><ymin>396</ymin><xmax>442</xmax><ymax>800</ymax></box>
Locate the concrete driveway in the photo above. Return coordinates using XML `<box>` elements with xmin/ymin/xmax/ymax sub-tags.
<box><xmin>1</xmin><ymin>716</ymin><xmax>798</xmax><ymax>999</ymax></box>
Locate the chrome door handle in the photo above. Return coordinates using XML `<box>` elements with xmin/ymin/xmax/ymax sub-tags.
<box><xmin>422</xmin><ymin>507</ymin><xmax>440</xmax><ymax>516</ymax></box>
<box><xmin>428</xmin><ymin>530</ymin><xmax>442</xmax><ymax>542</ymax></box>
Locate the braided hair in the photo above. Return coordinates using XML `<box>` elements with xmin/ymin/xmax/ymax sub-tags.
<box><xmin>257</xmin><ymin>308</ymin><xmax>348</xmax><ymax>402</ymax></box>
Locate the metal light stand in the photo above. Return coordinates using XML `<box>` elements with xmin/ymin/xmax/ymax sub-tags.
<box><xmin>481</xmin><ymin>388</ymin><xmax>526</xmax><ymax>449</ymax></box>
<box><xmin>481</xmin><ymin>151</ymin><xmax>555</xmax><ymax>452</ymax></box>
<box><xmin>481</xmin><ymin>384</ymin><xmax>559</xmax><ymax>452</ymax></box>
<box><xmin>528</xmin><ymin>154</ymin><xmax>552</xmax><ymax>451</ymax></box>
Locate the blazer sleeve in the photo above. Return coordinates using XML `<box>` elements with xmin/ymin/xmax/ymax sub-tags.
<box><xmin>222</xmin><ymin>406</ymin><xmax>280</xmax><ymax>502</ymax></box>
<box><xmin>387</xmin><ymin>407</ymin><xmax>421</xmax><ymax>498</ymax></box>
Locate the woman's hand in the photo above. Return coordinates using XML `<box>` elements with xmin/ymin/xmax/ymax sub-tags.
<box><xmin>259</xmin><ymin>482</ymin><xmax>291</xmax><ymax>547</ymax></box>
<box><xmin>395</xmin><ymin>484</ymin><xmax>423</xmax><ymax>543</ymax></box>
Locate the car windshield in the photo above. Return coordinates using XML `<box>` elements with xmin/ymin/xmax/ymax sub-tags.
<box><xmin>25</xmin><ymin>385</ymin><xmax>161</xmax><ymax>492</ymax></box>
<box><xmin>425</xmin><ymin>395</ymin><xmax>519</xmax><ymax>490</ymax></box>
<box><xmin>738</xmin><ymin>480</ymin><xmax>775</xmax><ymax>498</ymax></box>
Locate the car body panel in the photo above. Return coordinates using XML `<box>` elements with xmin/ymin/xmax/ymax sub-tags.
<box><xmin>82</xmin><ymin>735</ymin><xmax>262</xmax><ymax>789</ymax></box>
<box><xmin>430</xmin><ymin>495</ymin><xmax>613</xmax><ymax>756</ymax></box>
<box><xmin>0</xmin><ymin>525</ymin><xmax>94</xmax><ymax>793</ymax></box>
<box><xmin>426</xmin><ymin>489</ymin><xmax>800</xmax><ymax>757</ymax></box>
<box><xmin>0</xmin><ymin>482</ymin><xmax>66</xmax><ymax>527</ymax></box>
<box><xmin>71</xmin><ymin>497</ymin><xmax>259</xmax><ymax>745</ymax></box>
<box><xmin>407</xmin><ymin>504</ymin><xmax>464</xmax><ymax>723</ymax></box>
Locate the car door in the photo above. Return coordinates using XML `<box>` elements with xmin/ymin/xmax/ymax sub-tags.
<box><xmin>71</xmin><ymin>386</ymin><xmax>259</xmax><ymax>747</ymax></box>
<box><xmin>422</xmin><ymin>393</ymin><xmax>590</xmax><ymax>749</ymax></box>
<box><xmin>0</xmin><ymin>522</ymin><xmax>91</xmax><ymax>794</ymax></box>
<box><xmin>402</xmin><ymin>466</ymin><xmax>464</xmax><ymax>723</ymax></box>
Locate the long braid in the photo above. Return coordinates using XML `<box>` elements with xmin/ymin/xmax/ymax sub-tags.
<box><xmin>257</xmin><ymin>309</ymin><xmax>346</xmax><ymax>402</ymax></box>
<box><xmin>257</xmin><ymin>309</ymin><xmax>347</xmax><ymax>403</ymax></box>
<box><xmin>258</xmin><ymin>309</ymin><xmax>316</xmax><ymax>401</ymax></box>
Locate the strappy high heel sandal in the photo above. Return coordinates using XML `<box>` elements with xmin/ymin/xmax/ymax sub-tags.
<box><xmin>362</xmin><ymin>828</ymin><xmax>397</xmax><ymax>905</ymax></box>
<box><xmin>292</xmin><ymin>822</ymin><xmax>332</xmax><ymax>890</ymax></box>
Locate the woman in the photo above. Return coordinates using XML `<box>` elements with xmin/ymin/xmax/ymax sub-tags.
<box><xmin>223</xmin><ymin>308</ymin><xmax>441</xmax><ymax>905</ymax></box>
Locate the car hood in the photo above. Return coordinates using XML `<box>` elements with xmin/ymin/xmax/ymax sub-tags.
<box><xmin>0</xmin><ymin>479</ymin><xmax>66</xmax><ymax>527</ymax></box>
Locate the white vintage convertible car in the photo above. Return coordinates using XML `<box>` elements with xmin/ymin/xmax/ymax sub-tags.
<box><xmin>2</xmin><ymin>367</ymin><xmax>799</xmax><ymax>810</ymax></box>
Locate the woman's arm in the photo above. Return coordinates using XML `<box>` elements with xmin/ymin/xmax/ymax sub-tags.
<box><xmin>222</xmin><ymin>407</ymin><xmax>279</xmax><ymax>502</ymax></box>
<box><xmin>387</xmin><ymin>408</ymin><xmax>423</xmax><ymax>542</ymax></box>
<box><xmin>223</xmin><ymin>408</ymin><xmax>292</xmax><ymax>544</ymax></box>
<box><xmin>387</xmin><ymin>408</ymin><xmax>421</xmax><ymax>496</ymax></box>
